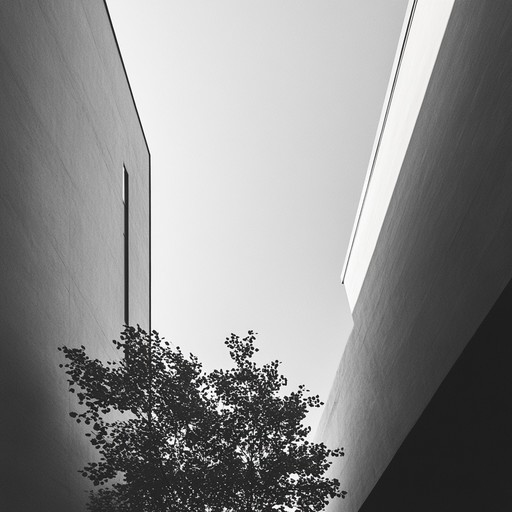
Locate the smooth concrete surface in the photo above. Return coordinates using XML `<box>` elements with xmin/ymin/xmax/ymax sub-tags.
<box><xmin>317</xmin><ymin>2</ymin><xmax>512</xmax><ymax>510</ymax></box>
<box><xmin>0</xmin><ymin>2</ymin><xmax>150</xmax><ymax>510</ymax></box>
<box><xmin>343</xmin><ymin>0</ymin><xmax>455</xmax><ymax>312</ymax></box>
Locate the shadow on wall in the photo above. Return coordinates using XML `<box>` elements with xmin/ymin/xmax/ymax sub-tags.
<box><xmin>360</xmin><ymin>274</ymin><xmax>512</xmax><ymax>511</ymax></box>
<box><xmin>0</xmin><ymin>322</ymin><xmax>88</xmax><ymax>511</ymax></box>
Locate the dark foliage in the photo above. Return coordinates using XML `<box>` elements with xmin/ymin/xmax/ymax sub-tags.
<box><xmin>60</xmin><ymin>327</ymin><xmax>346</xmax><ymax>511</ymax></box>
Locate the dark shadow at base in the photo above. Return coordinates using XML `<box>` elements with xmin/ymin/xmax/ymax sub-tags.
<box><xmin>360</xmin><ymin>276</ymin><xmax>512</xmax><ymax>511</ymax></box>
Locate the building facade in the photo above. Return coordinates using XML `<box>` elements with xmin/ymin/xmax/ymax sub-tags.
<box><xmin>0</xmin><ymin>2</ymin><xmax>150</xmax><ymax>510</ymax></box>
<box><xmin>317</xmin><ymin>1</ymin><xmax>512</xmax><ymax>510</ymax></box>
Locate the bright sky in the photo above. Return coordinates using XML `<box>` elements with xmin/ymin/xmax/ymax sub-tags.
<box><xmin>106</xmin><ymin>0</ymin><xmax>409</xmax><ymax>433</ymax></box>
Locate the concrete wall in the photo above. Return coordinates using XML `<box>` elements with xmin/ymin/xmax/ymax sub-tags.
<box><xmin>342</xmin><ymin>0</ymin><xmax>455</xmax><ymax>311</ymax></box>
<box><xmin>0</xmin><ymin>2</ymin><xmax>150</xmax><ymax>510</ymax></box>
<box><xmin>359</xmin><ymin>274</ymin><xmax>512</xmax><ymax>510</ymax></box>
<box><xmin>317</xmin><ymin>2</ymin><xmax>512</xmax><ymax>510</ymax></box>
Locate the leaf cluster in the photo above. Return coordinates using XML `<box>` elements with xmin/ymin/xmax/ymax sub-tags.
<box><xmin>60</xmin><ymin>327</ymin><xmax>346</xmax><ymax>511</ymax></box>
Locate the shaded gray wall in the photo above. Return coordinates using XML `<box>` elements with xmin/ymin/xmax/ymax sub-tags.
<box><xmin>0</xmin><ymin>2</ymin><xmax>150</xmax><ymax>510</ymax></box>
<box><xmin>359</xmin><ymin>274</ymin><xmax>512</xmax><ymax>510</ymax></box>
<box><xmin>317</xmin><ymin>2</ymin><xmax>512</xmax><ymax>510</ymax></box>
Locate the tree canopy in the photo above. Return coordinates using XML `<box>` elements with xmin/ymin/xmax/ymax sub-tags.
<box><xmin>60</xmin><ymin>327</ymin><xmax>346</xmax><ymax>511</ymax></box>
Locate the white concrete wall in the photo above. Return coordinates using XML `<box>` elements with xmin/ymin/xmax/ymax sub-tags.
<box><xmin>342</xmin><ymin>0</ymin><xmax>455</xmax><ymax>312</ymax></box>
<box><xmin>0</xmin><ymin>2</ymin><xmax>150</xmax><ymax>510</ymax></box>
<box><xmin>319</xmin><ymin>2</ymin><xmax>512</xmax><ymax>510</ymax></box>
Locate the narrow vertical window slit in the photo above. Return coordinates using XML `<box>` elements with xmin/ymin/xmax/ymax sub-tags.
<box><xmin>123</xmin><ymin>166</ymin><xmax>129</xmax><ymax>326</ymax></box>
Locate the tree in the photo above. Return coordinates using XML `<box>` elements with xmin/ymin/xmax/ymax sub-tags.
<box><xmin>60</xmin><ymin>326</ymin><xmax>346</xmax><ymax>511</ymax></box>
